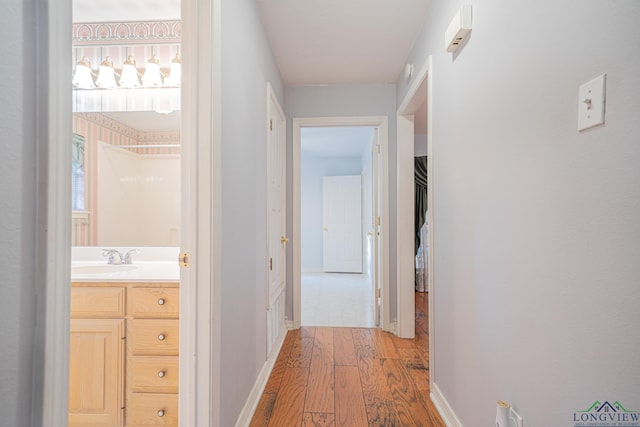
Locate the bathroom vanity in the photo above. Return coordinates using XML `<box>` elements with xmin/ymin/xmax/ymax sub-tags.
<box><xmin>69</xmin><ymin>248</ymin><xmax>180</xmax><ymax>427</ymax></box>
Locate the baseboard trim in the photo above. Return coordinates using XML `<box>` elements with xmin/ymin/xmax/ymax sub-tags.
<box><xmin>431</xmin><ymin>382</ymin><xmax>463</xmax><ymax>427</ymax></box>
<box><xmin>234</xmin><ymin>326</ymin><xmax>289</xmax><ymax>427</ymax></box>
<box><xmin>389</xmin><ymin>320</ymin><xmax>397</xmax><ymax>335</ymax></box>
<box><xmin>285</xmin><ymin>319</ymin><xmax>295</xmax><ymax>330</ymax></box>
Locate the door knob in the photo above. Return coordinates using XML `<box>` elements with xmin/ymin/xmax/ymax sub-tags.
<box><xmin>280</xmin><ymin>236</ymin><xmax>289</xmax><ymax>244</ymax></box>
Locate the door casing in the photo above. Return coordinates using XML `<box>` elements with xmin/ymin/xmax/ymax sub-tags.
<box><xmin>41</xmin><ymin>0</ymin><xmax>221</xmax><ymax>425</ymax></box>
<box><xmin>292</xmin><ymin>116</ymin><xmax>390</xmax><ymax>331</ymax></box>
<box><xmin>396</xmin><ymin>56</ymin><xmax>434</xmax><ymax>385</ymax></box>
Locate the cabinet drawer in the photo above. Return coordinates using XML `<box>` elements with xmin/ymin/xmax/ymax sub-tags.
<box><xmin>129</xmin><ymin>287</ymin><xmax>179</xmax><ymax>319</ymax></box>
<box><xmin>71</xmin><ymin>287</ymin><xmax>125</xmax><ymax>318</ymax></box>
<box><xmin>129</xmin><ymin>319</ymin><xmax>179</xmax><ymax>356</ymax></box>
<box><xmin>128</xmin><ymin>393</ymin><xmax>178</xmax><ymax>426</ymax></box>
<box><xmin>130</xmin><ymin>356</ymin><xmax>179</xmax><ymax>393</ymax></box>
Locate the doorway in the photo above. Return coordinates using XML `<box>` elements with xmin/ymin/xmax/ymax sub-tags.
<box><xmin>396</xmin><ymin>56</ymin><xmax>434</xmax><ymax>388</ymax></box>
<box><xmin>300</xmin><ymin>126</ymin><xmax>374</xmax><ymax>327</ymax></box>
<box><xmin>45</xmin><ymin>0</ymin><xmax>219</xmax><ymax>424</ymax></box>
<box><xmin>292</xmin><ymin>116</ymin><xmax>390</xmax><ymax>331</ymax></box>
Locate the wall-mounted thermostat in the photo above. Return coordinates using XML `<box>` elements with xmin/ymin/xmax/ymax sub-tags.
<box><xmin>445</xmin><ymin>5</ymin><xmax>472</xmax><ymax>53</ymax></box>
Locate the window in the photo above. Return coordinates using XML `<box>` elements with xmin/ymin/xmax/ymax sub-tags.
<box><xmin>72</xmin><ymin>133</ymin><xmax>85</xmax><ymax>211</ymax></box>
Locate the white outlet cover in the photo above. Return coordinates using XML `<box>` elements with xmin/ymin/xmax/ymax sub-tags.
<box><xmin>578</xmin><ymin>74</ymin><xmax>606</xmax><ymax>131</ymax></box>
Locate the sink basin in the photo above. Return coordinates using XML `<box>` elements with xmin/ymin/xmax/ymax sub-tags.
<box><xmin>72</xmin><ymin>265</ymin><xmax>138</xmax><ymax>275</ymax></box>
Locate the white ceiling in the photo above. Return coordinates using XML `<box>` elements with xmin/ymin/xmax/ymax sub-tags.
<box><xmin>301</xmin><ymin>127</ymin><xmax>374</xmax><ymax>158</ymax></box>
<box><xmin>256</xmin><ymin>0</ymin><xmax>431</xmax><ymax>85</ymax></box>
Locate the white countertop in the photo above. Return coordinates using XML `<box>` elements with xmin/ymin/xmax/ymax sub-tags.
<box><xmin>71</xmin><ymin>247</ymin><xmax>180</xmax><ymax>282</ymax></box>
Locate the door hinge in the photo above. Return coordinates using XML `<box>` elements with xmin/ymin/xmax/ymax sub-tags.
<box><xmin>376</xmin><ymin>216</ymin><xmax>381</xmax><ymax>227</ymax></box>
<box><xmin>375</xmin><ymin>143</ymin><xmax>381</xmax><ymax>153</ymax></box>
<box><xmin>270</xmin><ymin>119</ymin><xmax>273</xmax><ymax>131</ymax></box>
<box><xmin>179</xmin><ymin>252</ymin><xmax>190</xmax><ymax>268</ymax></box>
<box><xmin>269</xmin><ymin>257</ymin><xmax>273</xmax><ymax>271</ymax></box>
<box><xmin>376</xmin><ymin>288</ymin><xmax>380</xmax><ymax>299</ymax></box>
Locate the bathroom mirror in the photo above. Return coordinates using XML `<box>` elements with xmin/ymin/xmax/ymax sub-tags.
<box><xmin>70</xmin><ymin>12</ymin><xmax>182</xmax><ymax>249</ymax></box>
<box><xmin>72</xmin><ymin>111</ymin><xmax>181</xmax><ymax>247</ymax></box>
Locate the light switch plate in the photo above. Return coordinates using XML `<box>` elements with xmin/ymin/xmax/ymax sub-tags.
<box><xmin>578</xmin><ymin>74</ymin><xmax>606</xmax><ymax>131</ymax></box>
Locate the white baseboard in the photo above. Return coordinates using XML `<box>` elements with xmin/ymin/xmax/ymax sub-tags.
<box><xmin>389</xmin><ymin>320</ymin><xmax>397</xmax><ymax>335</ymax></box>
<box><xmin>285</xmin><ymin>318</ymin><xmax>295</xmax><ymax>330</ymax></box>
<box><xmin>234</xmin><ymin>326</ymin><xmax>290</xmax><ymax>427</ymax></box>
<box><xmin>431</xmin><ymin>382</ymin><xmax>463</xmax><ymax>427</ymax></box>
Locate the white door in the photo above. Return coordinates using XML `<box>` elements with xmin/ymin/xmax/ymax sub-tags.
<box><xmin>323</xmin><ymin>175</ymin><xmax>362</xmax><ymax>273</ymax></box>
<box><xmin>266</xmin><ymin>84</ymin><xmax>287</xmax><ymax>357</ymax></box>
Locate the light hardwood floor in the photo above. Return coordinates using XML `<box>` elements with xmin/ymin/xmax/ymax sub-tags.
<box><xmin>250</xmin><ymin>292</ymin><xmax>444</xmax><ymax>426</ymax></box>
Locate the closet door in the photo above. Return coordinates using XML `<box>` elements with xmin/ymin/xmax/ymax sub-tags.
<box><xmin>322</xmin><ymin>175</ymin><xmax>362</xmax><ymax>273</ymax></box>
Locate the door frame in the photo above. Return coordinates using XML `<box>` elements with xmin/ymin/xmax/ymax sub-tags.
<box><xmin>41</xmin><ymin>0</ymin><xmax>220</xmax><ymax>425</ymax></box>
<box><xmin>292</xmin><ymin>116</ymin><xmax>390</xmax><ymax>331</ymax></box>
<box><xmin>396</xmin><ymin>56</ymin><xmax>434</xmax><ymax>380</ymax></box>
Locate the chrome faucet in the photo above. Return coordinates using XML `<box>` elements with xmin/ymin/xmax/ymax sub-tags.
<box><xmin>102</xmin><ymin>248</ymin><xmax>139</xmax><ymax>265</ymax></box>
<box><xmin>102</xmin><ymin>249</ymin><xmax>124</xmax><ymax>265</ymax></box>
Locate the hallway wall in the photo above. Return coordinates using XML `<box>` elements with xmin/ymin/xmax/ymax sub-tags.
<box><xmin>398</xmin><ymin>1</ymin><xmax>640</xmax><ymax>425</ymax></box>
<box><xmin>220</xmin><ymin>0</ymin><xmax>284</xmax><ymax>425</ymax></box>
<box><xmin>0</xmin><ymin>0</ymin><xmax>42</xmax><ymax>424</ymax></box>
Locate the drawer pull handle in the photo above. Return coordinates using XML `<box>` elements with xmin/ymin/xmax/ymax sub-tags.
<box><xmin>157</xmin><ymin>409</ymin><xmax>165</xmax><ymax>417</ymax></box>
<box><xmin>158</xmin><ymin>333</ymin><xmax>166</xmax><ymax>341</ymax></box>
<box><xmin>158</xmin><ymin>298</ymin><xmax>165</xmax><ymax>305</ymax></box>
<box><xmin>158</xmin><ymin>370</ymin><xmax>166</xmax><ymax>378</ymax></box>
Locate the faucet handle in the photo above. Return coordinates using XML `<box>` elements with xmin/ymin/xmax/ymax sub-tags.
<box><xmin>102</xmin><ymin>248</ymin><xmax>123</xmax><ymax>265</ymax></box>
<box><xmin>123</xmin><ymin>248</ymin><xmax>139</xmax><ymax>265</ymax></box>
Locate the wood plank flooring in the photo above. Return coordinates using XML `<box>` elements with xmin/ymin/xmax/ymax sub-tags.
<box><xmin>250</xmin><ymin>292</ymin><xmax>444</xmax><ymax>427</ymax></box>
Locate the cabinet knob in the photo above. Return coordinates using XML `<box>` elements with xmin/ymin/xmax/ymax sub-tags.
<box><xmin>158</xmin><ymin>298</ymin><xmax>165</xmax><ymax>305</ymax></box>
<box><xmin>158</xmin><ymin>370</ymin><xmax>166</xmax><ymax>378</ymax></box>
<box><xmin>157</xmin><ymin>409</ymin><xmax>165</xmax><ymax>417</ymax></box>
<box><xmin>158</xmin><ymin>333</ymin><xmax>166</xmax><ymax>341</ymax></box>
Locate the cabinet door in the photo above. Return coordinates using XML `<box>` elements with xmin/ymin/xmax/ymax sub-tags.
<box><xmin>69</xmin><ymin>318</ymin><xmax>125</xmax><ymax>427</ymax></box>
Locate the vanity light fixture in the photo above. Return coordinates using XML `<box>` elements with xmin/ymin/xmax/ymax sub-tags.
<box><xmin>72</xmin><ymin>51</ymin><xmax>183</xmax><ymax>89</ymax></box>
<box><xmin>119</xmin><ymin>55</ymin><xmax>141</xmax><ymax>88</ymax></box>
<box><xmin>95</xmin><ymin>56</ymin><xmax>118</xmax><ymax>89</ymax></box>
<box><xmin>72</xmin><ymin>57</ymin><xmax>96</xmax><ymax>89</ymax></box>
<box><xmin>142</xmin><ymin>54</ymin><xmax>163</xmax><ymax>87</ymax></box>
<box><xmin>164</xmin><ymin>52</ymin><xmax>181</xmax><ymax>87</ymax></box>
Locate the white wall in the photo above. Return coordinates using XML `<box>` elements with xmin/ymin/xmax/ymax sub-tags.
<box><xmin>398</xmin><ymin>1</ymin><xmax>640</xmax><ymax>425</ymax></box>
<box><xmin>97</xmin><ymin>144</ymin><xmax>180</xmax><ymax>246</ymax></box>
<box><xmin>414</xmin><ymin>133</ymin><xmax>427</xmax><ymax>157</ymax></box>
<box><xmin>220</xmin><ymin>0</ymin><xmax>284</xmax><ymax>425</ymax></box>
<box><xmin>285</xmin><ymin>84</ymin><xmax>398</xmax><ymax>319</ymax></box>
<box><xmin>301</xmin><ymin>156</ymin><xmax>362</xmax><ymax>271</ymax></box>
<box><xmin>0</xmin><ymin>0</ymin><xmax>42</xmax><ymax>423</ymax></box>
